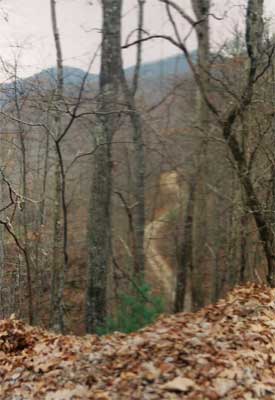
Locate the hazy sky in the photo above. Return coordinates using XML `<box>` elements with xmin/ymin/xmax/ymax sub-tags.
<box><xmin>0</xmin><ymin>0</ymin><xmax>274</xmax><ymax>79</ymax></box>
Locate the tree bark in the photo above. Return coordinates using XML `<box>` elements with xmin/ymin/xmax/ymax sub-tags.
<box><xmin>50</xmin><ymin>0</ymin><xmax>65</xmax><ymax>332</ymax></box>
<box><xmin>120</xmin><ymin>78</ymin><xmax>145</xmax><ymax>279</ymax></box>
<box><xmin>86</xmin><ymin>0</ymin><xmax>122</xmax><ymax>333</ymax></box>
<box><xmin>190</xmin><ymin>0</ymin><xmax>210</xmax><ymax>310</ymax></box>
<box><xmin>174</xmin><ymin>180</ymin><xmax>195</xmax><ymax>313</ymax></box>
<box><xmin>119</xmin><ymin>0</ymin><xmax>145</xmax><ymax>280</ymax></box>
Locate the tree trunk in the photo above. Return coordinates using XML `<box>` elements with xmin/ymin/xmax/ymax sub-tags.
<box><xmin>50</xmin><ymin>0</ymin><xmax>65</xmax><ymax>332</ymax></box>
<box><xmin>190</xmin><ymin>0</ymin><xmax>210</xmax><ymax>310</ymax></box>
<box><xmin>0</xmin><ymin>165</ymin><xmax>4</xmax><ymax>317</ymax></box>
<box><xmin>34</xmin><ymin>127</ymin><xmax>50</xmax><ymax>293</ymax></box>
<box><xmin>86</xmin><ymin>0</ymin><xmax>122</xmax><ymax>333</ymax></box>
<box><xmin>174</xmin><ymin>180</ymin><xmax>195</xmax><ymax>313</ymax></box>
<box><xmin>119</xmin><ymin>0</ymin><xmax>145</xmax><ymax>280</ymax></box>
<box><xmin>120</xmin><ymin>76</ymin><xmax>145</xmax><ymax>279</ymax></box>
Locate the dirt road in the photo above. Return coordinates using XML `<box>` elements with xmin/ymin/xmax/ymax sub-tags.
<box><xmin>145</xmin><ymin>171</ymin><xmax>181</xmax><ymax>309</ymax></box>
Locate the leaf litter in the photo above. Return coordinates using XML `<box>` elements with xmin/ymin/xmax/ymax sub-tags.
<box><xmin>1</xmin><ymin>284</ymin><xmax>275</xmax><ymax>398</ymax></box>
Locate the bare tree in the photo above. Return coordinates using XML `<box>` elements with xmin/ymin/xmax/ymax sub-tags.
<box><xmin>86</xmin><ymin>0</ymin><xmax>122</xmax><ymax>333</ymax></box>
<box><xmin>190</xmin><ymin>0</ymin><xmax>211</xmax><ymax>310</ymax></box>
<box><xmin>174</xmin><ymin>179</ymin><xmax>195</xmax><ymax>312</ymax></box>
<box><xmin>166</xmin><ymin>0</ymin><xmax>275</xmax><ymax>287</ymax></box>
<box><xmin>124</xmin><ymin>0</ymin><xmax>275</xmax><ymax>289</ymax></box>
<box><xmin>120</xmin><ymin>0</ymin><xmax>146</xmax><ymax>279</ymax></box>
<box><xmin>49</xmin><ymin>0</ymin><xmax>66</xmax><ymax>332</ymax></box>
<box><xmin>3</xmin><ymin>58</ymin><xmax>35</xmax><ymax>324</ymax></box>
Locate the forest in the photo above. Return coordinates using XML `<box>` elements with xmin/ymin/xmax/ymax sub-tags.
<box><xmin>0</xmin><ymin>0</ymin><xmax>273</xmax><ymax>333</ymax></box>
<box><xmin>1</xmin><ymin>0</ymin><xmax>275</xmax><ymax>398</ymax></box>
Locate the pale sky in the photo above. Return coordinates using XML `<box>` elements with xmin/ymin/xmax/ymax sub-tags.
<box><xmin>0</xmin><ymin>0</ymin><xmax>274</xmax><ymax>80</ymax></box>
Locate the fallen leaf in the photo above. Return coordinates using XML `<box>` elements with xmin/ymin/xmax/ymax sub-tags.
<box><xmin>45</xmin><ymin>385</ymin><xmax>89</xmax><ymax>400</ymax></box>
<box><xmin>162</xmin><ymin>377</ymin><xmax>196</xmax><ymax>392</ymax></box>
<box><xmin>212</xmin><ymin>378</ymin><xmax>237</xmax><ymax>397</ymax></box>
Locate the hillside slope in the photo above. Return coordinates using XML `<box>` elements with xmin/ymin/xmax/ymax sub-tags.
<box><xmin>0</xmin><ymin>52</ymin><xmax>191</xmax><ymax>105</ymax></box>
<box><xmin>0</xmin><ymin>284</ymin><xmax>275</xmax><ymax>399</ymax></box>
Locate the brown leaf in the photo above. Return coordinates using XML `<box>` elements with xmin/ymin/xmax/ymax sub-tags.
<box><xmin>212</xmin><ymin>378</ymin><xmax>237</xmax><ymax>397</ymax></box>
<box><xmin>45</xmin><ymin>385</ymin><xmax>89</xmax><ymax>400</ymax></box>
<box><xmin>162</xmin><ymin>377</ymin><xmax>196</xmax><ymax>392</ymax></box>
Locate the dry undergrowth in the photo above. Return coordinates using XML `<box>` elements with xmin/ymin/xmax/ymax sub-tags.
<box><xmin>0</xmin><ymin>284</ymin><xmax>275</xmax><ymax>399</ymax></box>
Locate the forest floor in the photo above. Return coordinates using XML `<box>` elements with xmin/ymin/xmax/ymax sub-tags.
<box><xmin>0</xmin><ymin>284</ymin><xmax>275</xmax><ymax>399</ymax></box>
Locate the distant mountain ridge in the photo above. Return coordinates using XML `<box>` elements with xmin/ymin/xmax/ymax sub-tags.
<box><xmin>26</xmin><ymin>52</ymin><xmax>194</xmax><ymax>86</ymax></box>
<box><xmin>0</xmin><ymin>52</ymin><xmax>194</xmax><ymax>105</ymax></box>
<box><xmin>125</xmin><ymin>52</ymin><xmax>193</xmax><ymax>79</ymax></box>
<box><xmin>33</xmin><ymin>66</ymin><xmax>98</xmax><ymax>86</ymax></box>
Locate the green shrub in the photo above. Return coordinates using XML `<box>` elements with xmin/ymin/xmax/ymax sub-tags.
<box><xmin>165</xmin><ymin>207</ymin><xmax>179</xmax><ymax>223</ymax></box>
<box><xmin>97</xmin><ymin>282</ymin><xmax>164</xmax><ymax>335</ymax></box>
